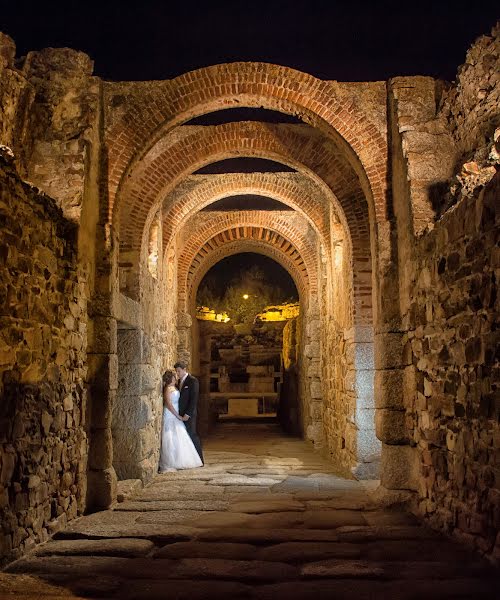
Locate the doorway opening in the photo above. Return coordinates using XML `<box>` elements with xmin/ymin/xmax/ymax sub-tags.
<box><xmin>193</xmin><ymin>253</ymin><xmax>302</xmax><ymax>438</ymax></box>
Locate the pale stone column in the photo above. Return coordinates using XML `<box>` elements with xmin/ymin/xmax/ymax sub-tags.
<box><xmin>176</xmin><ymin>311</ymin><xmax>193</xmax><ymax>364</ymax></box>
<box><xmin>86</xmin><ymin>316</ymin><xmax>118</xmax><ymax>509</ymax></box>
<box><xmin>351</xmin><ymin>325</ymin><xmax>380</xmax><ymax>479</ymax></box>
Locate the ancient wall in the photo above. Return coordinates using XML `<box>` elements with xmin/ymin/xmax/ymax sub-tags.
<box><xmin>320</xmin><ymin>213</ymin><xmax>379</xmax><ymax>479</ymax></box>
<box><xmin>0</xmin><ymin>154</ymin><xmax>88</xmax><ymax>564</ymax></box>
<box><xmin>111</xmin><ymin>216</ymin><xmax>174</xmax><ymax>484</ymax></box>
<box><xmin>0</xmin><ymin>21</ymin><xmax>497</xmax><ymax>565</ymax></box>
<box><xmin>405</xmin><ymin>173</ymin><xmax>499</xmax><ymax>560</ymax></box>
<box><xmin>0</xmin><ymin>34</ymin><xmax>98</xmax><ymax>223</ymax></box>
<box><xmin>392</xmin><ymin>25</ymin><xmax>500</xmax><ymax>561</ymax></box>
<box><xmin>440</xmin><ymin>24</ymin><xmax>499</xmax><ymax>165</ymax></box>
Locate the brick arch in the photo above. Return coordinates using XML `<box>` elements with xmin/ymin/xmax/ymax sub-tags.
<box><xmin>161</xmin><ymin>172</ymin><xmax>347</xmax><ymax>255</ymax></box>
<box><xmin>185</xmin><ymin>239</ymin><xmax>311</xmax><ymax>316</ymax></box>
<box><xmin>178</xmin><ymin>211</ymin><xmax>318</xmax><ymax>312</ymax></box>
<box><xmin>105</xmin><ymin>62</ymin><xmax>387</xmax><ymax>223</ymax></box>
<box><xmin>120</xmin><ymin>122</ymin><xmax>370</xmax><ymax>259</ymax></box>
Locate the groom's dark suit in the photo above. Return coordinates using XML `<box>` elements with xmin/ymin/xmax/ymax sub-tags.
<box><xmin>178</xmin><ymin>374</ymin><xmax>204</xmax><ymax>463</ymax></box>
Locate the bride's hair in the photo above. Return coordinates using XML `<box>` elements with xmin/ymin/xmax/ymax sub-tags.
<box><xmin>162</xmin><ymin>370</ymin><xmax>176</xmax><ymax>388</ymax></box>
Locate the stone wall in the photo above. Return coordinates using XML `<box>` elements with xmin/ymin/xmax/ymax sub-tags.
<box><xmin>403</xmin><ymin>173</ymin><xmax>499</xmax><ymax>561</ymax></box>
<box><xmin>0</xmin><ymin>34</ymin><xmax>34</xmax><ymax>173</ymax></box>
<box><xmin>111</xmin><ymin>228</ymin><xmax>174</xmax><ymax>485</ymax></box>
<box><xmin>0</xmin><ymin>154</ymin><xmax>88</xmax><ymax>564</ymax></box>
<box><xmin>389</xmin><ymin>26</ymin><xmax>500</xmax><ymax>561</ymax></box>
<box><xmin>440</xmin><ymin>24</ymin><xmax>499</xmax><ymax>164</ymax></box>
<box><xmin>0</xmin><ymin>34</ymin><xmax>98</xmax><ymax>222</ymax></box>
<box><xmin>321</xmin><ymin>232</ymin><xmax>379</xmax><ymax>478</ymax></box>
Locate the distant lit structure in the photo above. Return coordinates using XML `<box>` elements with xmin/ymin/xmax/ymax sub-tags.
<box><xmin>196</xmin><ymin>306</ymin><xmax>230</xmax><ymax>322</ymax></box>
<box><xmin>256</xmin><ymin>302</ymin><xmax>300</xmax><ymax>322</ymax></box>
<box><xmin>196</xmin><ymin>302</ymin><xmax>299</xmax><ymax>323</ymax></box>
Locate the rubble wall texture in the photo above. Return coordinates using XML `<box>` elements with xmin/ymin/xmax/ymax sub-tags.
<box><xmin>398</xmin><ymin>25</ymin><xmax>500</xmax><ymax>561</ymax></box>
<box><xmin>0</xmin><ymin>157</ymin><xmax>88</xmax><ymax>564</ymax></box>
<box><xmin>404</xmin><ymin>173</ymin><xmax>499</xmax><ymax>560</ymax></box>
<box><xmin>440</xmin><ymin>24</ymin><xmax>500</xmax><ymax>164</ymax></box>
<box><xmin>0</xmin><ymin>21</ymin><xmax>498</xmax><ymax>566</ymax></box>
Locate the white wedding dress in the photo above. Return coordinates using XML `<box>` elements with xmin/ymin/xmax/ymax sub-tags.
<box><xmin>159</xmin><ymin>388</ymin><xmax>203</xmax><ymax>471</ymax></box>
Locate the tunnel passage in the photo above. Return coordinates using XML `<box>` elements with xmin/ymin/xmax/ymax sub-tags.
<box><xmin>2</xmin><ymin>27</ymin><xmax>498</xmax><ymax>569</ymax></box>
<box><xmin>193</xmin><ymin>252</ymin><xmax>302</xmax><ymax>438</ymax></box>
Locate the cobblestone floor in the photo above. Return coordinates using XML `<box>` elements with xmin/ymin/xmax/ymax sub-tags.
<box><xmin>1</xmin><ymin>423</ymin><xmax>498</xmax><ymax>599</ymax></box>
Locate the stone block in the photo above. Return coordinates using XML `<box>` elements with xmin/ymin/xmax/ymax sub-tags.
<box><xmin>177</xmin><ymin>312</ymin><xmax>192</xmax><ymax>328</ymax></box>
<box><xmin>0</xmin><ymin>451</ymin><xmax>16</xmax><ymax>485</ymax></box>
<box><xmin>117</xmin><ymin>328</ymin><xmax>143</xmax><ymax>364</ymax></box>
<box><xmin>374</xmin><ymin>369</ymin><xmax>404</xmax><ymax>409</ymax></box>
<box><xmin>356</xmin><ymin>428</ymin><xmax>381</xmax><ymax>463</ymax></box>
<box><xmin>307</xmin><ymin>399</ymin><xmax>322</xmax><ymax>422</ymax></box>
<box><xmin>116</xmin><ymin>478</ymin><xmax>142</xmax><ymax>503</ymax></box>
<box><xmin>355</xmin><ymin>407</ymin><xmax>376</xmax><ymax>431</ymax></box>
<box><xmin>118</xmin><ymin>363</ymin><xmax>142</xmax><ymax>396</ymax></box>
<box><xmin>354</xmin><ymin>342</ymin><xmax>374</xmax><ymax>370</ymax></box>
<box><xmin>89</xmin><ymin>428</ymin><xmax>113</xmax><ymax>471</ymax></box>
<box><xmin>87</xmin><ymin>353</ymin><xmax>118</xmax><ymax>390</ymax></box>
<box><xmin>402</xmin><ymin>365</ymin><xmax>417</xmax><ymax>410</ymax></box>
<box><xmin>112</xmin><ymin>394</ymin><xmax>153</xmax><ymax>430</ymax></box>
<box><xmin>352</xmin><ymin>326</ymin><xmax>374</xmax><ymax>343</ymax></box>
<box><xmin>351</xmin><ymin>459</ymin><xmax>380</xmax><ymax>480</ymax></box>
<box><xmin>375</xmin><ymin>409</ymin><xmax>409</xmax><ymax>444</ymax></box>
<box><xmin>88</xmin><ymin>317</ymin><xmax>117</xmax><ymax>354</ymax></box>
<box><xmin>304</xmin><ymin>342</ymin><xmax>320</xmax><ymax>359</ymax></box>
<box><xmin>309</xmin><ymin>380</ymin><xmax>322</xmax><ymax>399</ymax></box>
<box><xmin>89</xmin><ymin>387</ymin><xmax>114</xmax><ymax>429</ymax></box>
<box><xmin>138</xmin><ymin>424</ymin><xmax>158</xmax><ymax>457</ymax></box>
<box><xmin>306</xmin><ymin>360</ymin><xmax>322</xmax><ymax>377</ymax></box>
<box><xmin>86</xmin><ymin>467</ymin><xmax>117</xmax><ymax>509</ymax></box>
<box><xmin>114</xmin><ymin>421</ymin><xmax>158</xmax><ymax>467</ymax></box>
<box><xmin>354</xmin><ymin>369</ymin><xmax>374</xmax><ymax>403</ymax></box>
<box><xmin>117</xmin><ymin>293</ymin><xmax>142</xmax><ymax>329</ymax></box>
<box><xmin>380</xmin><ymin>444</ymin><xmax>418</xmax><ymax>491</ymax></box>
<box><xmin>305</xmin><ymin>319</ymin><xmax>320</xmax><ymax>338</ymax></box>
<box><xmin>142</xmin><ymin>333</ymin><xmax>152</xmax><ymax>364</ymax></box>
<box><xmin>374</xmin><ymin>332</ymin><xmax>406</xmax><ymax>369</ymax></box>
<box><xmin>306</xmin><ymin>422</ymin><xmax>324</xmax><ymax>445</ymax></box>
<box><xmin>141</xmin><ymin>364</ymin><xmax>158</xmax><ymax>393</ymax></box>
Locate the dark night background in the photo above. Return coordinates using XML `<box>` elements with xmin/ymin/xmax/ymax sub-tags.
<box><xmin>1</xmin><ymin>1</ymin><xmax>498</xmax><ymax>82</ymax></box>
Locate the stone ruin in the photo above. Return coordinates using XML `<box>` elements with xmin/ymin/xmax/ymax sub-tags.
<box><xmin>0</xmin><ymin>23</ymin><xmax>498</xmax><ymax>566</ymax></box>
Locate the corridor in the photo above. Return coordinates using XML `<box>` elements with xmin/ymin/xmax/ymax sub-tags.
<box><xmin>1</xmin><ymin>424</ymin><xmax>498</xmax><ymax>599</ymax></box>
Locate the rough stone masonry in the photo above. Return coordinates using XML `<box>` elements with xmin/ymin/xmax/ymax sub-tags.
<box><xmin>0</xmin><ymin>22</ymin><xmax>498</xmax><ymax>569</ymax></box>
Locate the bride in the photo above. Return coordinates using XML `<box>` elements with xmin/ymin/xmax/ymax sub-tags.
<box><xmin>159</xmin><ymin>370</ymin><xmax>203</xmax><ymax>472</ymax></box>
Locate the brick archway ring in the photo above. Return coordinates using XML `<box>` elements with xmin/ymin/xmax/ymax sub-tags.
<box><xmin>160</xmin><ymin>172</ymin><xmax>347</xmax><ymax>258</ymax></box>
<box><xmin>186</xmin><ymin>239</ymin><xmax>312</xmax><ymax>316</ymax></box>
<box><xmin>119</xmin><ymin>123</ymin><xmax>370</xmax><ymax>260</ymax></box>
<box><xmin>105</xmin><ymin>62</ymin><xmax>387</xmax><ymax>225</ymax></box>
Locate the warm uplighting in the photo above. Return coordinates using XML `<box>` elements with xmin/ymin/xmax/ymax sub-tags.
<box><xmin>242</xmin><ymin>294</ymin><xmax>249</xmax><ymax>299</ymax></box>
<box><xmin>196</xmin><ymin>306</ymin><xmax>230</xmax><ymax>322</ymax></box>
<box><xmin>256</xmin><ymin>302</ymin><xmax>300</xmax><ymax>322</ymax></box>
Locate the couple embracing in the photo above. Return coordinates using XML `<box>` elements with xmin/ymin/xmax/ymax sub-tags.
<box><xmin>158</xmin><ymin>360</ymin><xmax>204</xmax><ymax>472</ymax></box>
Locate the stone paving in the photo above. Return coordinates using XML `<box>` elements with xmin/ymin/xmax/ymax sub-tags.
<box><xmin>1</xmin><ymin>423</ymin><xmax>498</xmax><ymax>599</ymax></box>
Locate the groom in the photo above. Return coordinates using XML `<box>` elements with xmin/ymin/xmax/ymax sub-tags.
<box><xmin>174</xmin><ymin>360</ymin><xmax>204</xmax><ymax>465</ymax></box>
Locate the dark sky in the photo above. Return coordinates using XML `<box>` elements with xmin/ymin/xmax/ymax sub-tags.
<box><xmin>1</xmin><ymin>0</ymin><xmax>498</xmax><ymax>82</ymax></box>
